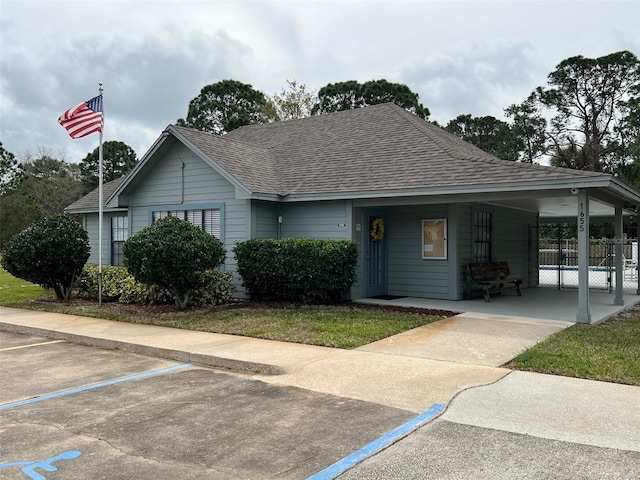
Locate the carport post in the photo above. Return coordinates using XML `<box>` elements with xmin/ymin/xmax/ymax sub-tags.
<box><xmin>614</xmin><ymin>207</ymin><xmax>624</xmax><ymax>306</ymax></box>
<box><xmin>576</xmin><ymin>189</ymin><xmax>591</xmax><ymax>324</ymax></box>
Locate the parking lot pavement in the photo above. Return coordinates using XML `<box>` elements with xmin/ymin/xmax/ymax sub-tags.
<box><xmin>0</xmin><ymin>332</ymin><xmax>417</xmax><ymax>479</ymax></box>
<box><xmin>336</xmin><ymin>419</ymin><xmax>640</xmax><ymax>479</ymax></box>
<box><xmin>0</xmin><ymin>332</ymin><xmax>180</xmax><ymax>404</ymax></box>
<box><xmin>337</xmin><ymin>371</ymin><xmax>640</xmax><ymax>479</ymax></box>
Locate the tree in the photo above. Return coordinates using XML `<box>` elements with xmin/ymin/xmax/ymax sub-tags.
<box><xmin>529</xmin><ymin>50</ymin><xmax>639</xmax><ymax>172</ymax></box>
<box><xmin>444</xmin><ymin>114</ymin><xmax>520</xmax><ymax>161</ymax></box>
<box><xmin>0</xmin><ymin>142</ymin><xmax>29</xmax><ymax>247</ymax></box>
<box><xmin>18</xmin><ymin>150</ymin><xmax>84</xmax><ymax>216</ymax></box>
<box><xmin>312</xmin><ymin>79</ymin><xmax>430</xmax><ymax>119</ymax></box>
<box><xmin>268</xmin><ymin>79</ymin><xmax>317</xmax><ymax>121</ymax></box>
<box><xmin>613</xmin><ymin>96</ymin><xmax>640</xmax><ymax>187</ymax></box>
<box><xmin>0</xmin><ymin>193</ymin><xmax>39</xmax><ymax>249</ymax></box>
<box><xmin>79</xmin><ymin>141</ymin><xmax>138</xmax><ymax>193</ymax></box>
<box><xmin>177</xmin><ymin>79</ymin><xmax>269</xmax><ymax>134</ymax></box>
<box><xmin>0</xmin><ymin>142</ymin><xmax>23</xmax><ymax>195</ymax></box>
<box><xmin>1</xmin><ymin>215</ymin><xmax>90</xmax><ymax>301</ymax></box>
<box><xmin>122</xmin><ymin>215</ymin><xmax>226</xmax><ymax>310</ymax></box>
<box><xmin>0</xmin><ymin>150</ymin><xmax>84</xmax><ymax>247</ymax></box>
<box><xmin>504</xmin><ymin>93</ymin><xmax>548</xmax><ymax>163</ymax></box>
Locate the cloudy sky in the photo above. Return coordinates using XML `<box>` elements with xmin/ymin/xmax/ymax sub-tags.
<box><xmin>1</xmin><ymin>0</ymin><xmax>639</xmax><ymax>164</ymax></box>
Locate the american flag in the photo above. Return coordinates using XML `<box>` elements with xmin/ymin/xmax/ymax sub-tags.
<box><xmin>58</xmin><ymin>95</ymin><xmax>103</xmax><ymax>138</ymax></box>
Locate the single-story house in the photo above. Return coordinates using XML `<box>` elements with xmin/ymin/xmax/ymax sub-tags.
<box><xmin>66</xmin><ymin>103</ymin><xmax>640</xmax><ymax>323</ymax></box>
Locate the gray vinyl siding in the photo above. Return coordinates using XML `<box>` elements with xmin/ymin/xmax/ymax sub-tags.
<box><xmin>352</xmin><ymin>202</ymin><xmax>536</xmax><ymax>301</ymax></box>
<box><xmin>492</xmin><ymin>206</ymin><xmax>538</xmax><ymax>287</ymax></box>
<box><xmin>386</xmin><ymin>204</ymin><xmax>451</xmax><ymax>299</ymax></box>
<box><xmin>126</xmin><ymin>144</ymin><xmax>250</xmax><ymax>295</ymax></box>
<box><xmin>457</xmin><ymin>204</ymin><xmax>538</xmax><ymax>297</ymax></box>
<box><xmin>279</xmin><ymin>201</ymin><xmax>350</xmax><ymax>240</ymax></box>
<box><xmin>253</xmin><ymin>200</ymin><xmax>279</xmax><ymax>239</ymax></box>
<box><xmin>85</xmin><ymin>213</ymin><xmax>99</xmax><ymax>265</ymax></box>
<box><xmin>252</xmin><ymin>200</ymin><xmax>351</xmax><ymax>240</ymax></box>
<box><xmin>84</xmin><ymin>211</ymin><xmax>129</xmax><ymax>266</ymax></box>
<box><xmin>350</xmin><ymin>207</ymin><xmax>366</xmax><ymax>300</ymax></box>
<box><xmin>456</xmin><ymin>204</ymin><xmax>473</xmax><ymax>296</ymax></box>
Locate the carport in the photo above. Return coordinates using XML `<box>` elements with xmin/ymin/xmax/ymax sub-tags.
<box><xmin>491</xmin><ymin>179</ymin><xmax>640</xmax><ymax>324</ymax></box>
<box><xmin>357</xmin><ymin>286</ymin><xmax>640</xmax><ymax>324</ymax></box>
<box><xmin>357</xmin><ymin>175</ymin><xmax>640</xmax><ymax>325</ymax></box>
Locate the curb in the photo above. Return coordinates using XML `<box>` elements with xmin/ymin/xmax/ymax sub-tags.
<box><xmin>0</xmin><ymin>322</ymin><xmax>285</xmax><ymax>376</ymax></box>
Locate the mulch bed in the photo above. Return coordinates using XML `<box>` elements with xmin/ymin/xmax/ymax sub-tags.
<box><xmin>34</xmin><ymin>296</ymin><xmax>459</xmax><ymax>318</ymax></box>
<box><xmin>600</xmin><ymin>303</ymin><xmax>640</xmax><ymax>326</ymax></box>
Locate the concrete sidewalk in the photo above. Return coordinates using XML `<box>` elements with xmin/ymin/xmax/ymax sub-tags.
<box><xmin>442</xmin><ymin>371</ymin><xmax>640</xmax><ymax>452</ymax></box>
<box><xmin>0</xmin><ymin>306</ymin><xmax>503</xmax><ymax>412</ymax></box>
<box><xmin>1</xmin><ymin>305</ymin><xmax>572</xmax><ymax>413</ymax></box>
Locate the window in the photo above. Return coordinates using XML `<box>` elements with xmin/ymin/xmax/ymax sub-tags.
<box><xmin>152</xmin><ymin>208</ymin><xmax>222</xmax><ymax>239</ymax></box>
<box><xmin>111</xmin><ymin>215</ymin><xmax>128</xmax><ymax>266</ymax></box>
<box><xmin>473</xmin><ymin>210</ymin><xmax>492</xmax><ymax>262</ymax></box>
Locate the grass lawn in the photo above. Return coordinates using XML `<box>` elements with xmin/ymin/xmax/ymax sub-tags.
<box><xmin>0</xmin><ymin>265</ymin><xmax>444</xmax><ymax>349</ymax></box>
<box><xmin>509</xmin><ymin>308</ymin><xmax>640</xmax><ymax>386</ymax></box>
<box><xmin>0</xmin><ymin>267</ymin><xmax>50</xmax><ymax>303</ymax></box>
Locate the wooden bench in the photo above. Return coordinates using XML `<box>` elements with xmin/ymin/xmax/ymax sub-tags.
<box><xmin>466</xmin><ymin>262</ymin><xmax>523</xmax><ymax>302</ymax></box>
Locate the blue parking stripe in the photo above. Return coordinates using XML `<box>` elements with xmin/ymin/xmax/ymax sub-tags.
<box><xmin>307</xmin><ymin>403</ymin><xmax>445</xmax><ymax>480</ymax></box>
<box><xmin>0</xmin><ymin>363</ymin><xmax>193</xmax><ymax>411</ymax></box>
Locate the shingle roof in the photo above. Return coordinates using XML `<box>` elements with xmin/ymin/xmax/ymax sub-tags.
<box><xmin>65</xmin><ymin>176</ymin><xmax>126</xmax><ymax>212</ymax></box>
<box><xmin>218</xmin><ymin>102</ymin><xmax>603</xmax><ymax>196</ymax></box>
<box><xmin>171</xmin><ymin>125</ymin><xmax>279</xmax><ymax>194</ymax></box>
<box><xmin>69</xmin><ymin>103</ymin><xmax>615</xmax><ymax>212</ymax></box>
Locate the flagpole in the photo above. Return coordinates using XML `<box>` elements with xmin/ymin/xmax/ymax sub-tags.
<box><xmin>98</xmin><ymin>83</ymin><xmax>104</xmax><ymax>307</ymax></box>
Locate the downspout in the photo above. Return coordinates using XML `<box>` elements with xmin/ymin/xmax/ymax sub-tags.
<box><xmin>180</xmin><ymin>159</ymin><xmax>185</xmax><ymax>204</ymax></box>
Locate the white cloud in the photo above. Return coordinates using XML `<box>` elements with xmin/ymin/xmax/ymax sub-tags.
<box><xmin>1</xmin><ymin>0</ymin><xmax>638</xmax><ymax>163</ymax></box>
<box><xmin>398</xmin><ymin>42</ymin><xmax>543</xmax><ymax>124</ymax></box>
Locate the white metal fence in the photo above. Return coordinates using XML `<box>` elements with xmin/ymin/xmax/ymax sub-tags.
<box><xmin>539</xmin><ymin>238</ymin><xmax>638</xmax><ymax>293</ymax></box>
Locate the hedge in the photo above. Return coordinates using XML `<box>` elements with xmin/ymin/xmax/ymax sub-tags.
<box><xmin>77</xmin><ymin>265</ymin><xmax>235</xmax><ymax>307</ymax></box>
<box><xmin>233</xmin><ymin>238</ymin><xmax>358</xmax><ymax>304</ymax></box>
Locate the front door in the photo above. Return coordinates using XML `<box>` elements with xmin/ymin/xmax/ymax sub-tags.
<box><xmin>365</xmin><ymin>212</ymin><xmax>387</xmax><ymax>297</ymax></box>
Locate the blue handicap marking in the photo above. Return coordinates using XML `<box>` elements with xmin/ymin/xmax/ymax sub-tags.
<box><xmin>0</xmin><ymin>450</ymin><xmax>81</xmax><ymax>479</ymax></box>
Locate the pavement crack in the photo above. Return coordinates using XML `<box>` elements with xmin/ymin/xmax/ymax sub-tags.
<box><xmin>72</xmin><ymin>432</ymin><xmax>244</xmax><ymax>478</ymax></box>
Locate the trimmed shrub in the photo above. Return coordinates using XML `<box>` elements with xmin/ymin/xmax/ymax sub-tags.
<box><xmin>1</xmin><ymin>215</ymin><xmax>90</xmax><ymax>301</ymax></box>
<box><xmin>77</xmin><ymin>265</ymin><xmax>235</xmax><ymax>307</ymax></box>
<box><xmin>188</xmin><ymin>269</ymin><xmax>236</xmax><ymax>307</ymax></box>
<box><xmin>77</xmin><ymin>264</ymin><xmax>135</xmax><ymax>302</ymax></box>
<box><xmin>117</xmin><ymin>275</ymin><xmax>175</xmax><ymax>305</ymax></box>
<box><xmin>122</xmin><ymin>216</ymin><xmax>226</xmax><ymax>310</ymax></box>
<box><xmin>233</xmin><ymin>238</ymin><xmax>358</xmax><ymax>304</ymax></box>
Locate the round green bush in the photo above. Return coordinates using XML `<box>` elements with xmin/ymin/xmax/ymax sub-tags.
<box><xmin>122</xmin><ymin>215</ymin><xmax>226</xmax><ymax>309</ymax></box>
<box><xmin>1</xmin><ymin>215</ymin><xmax>90</xmax><ymax>301</ymax></box>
